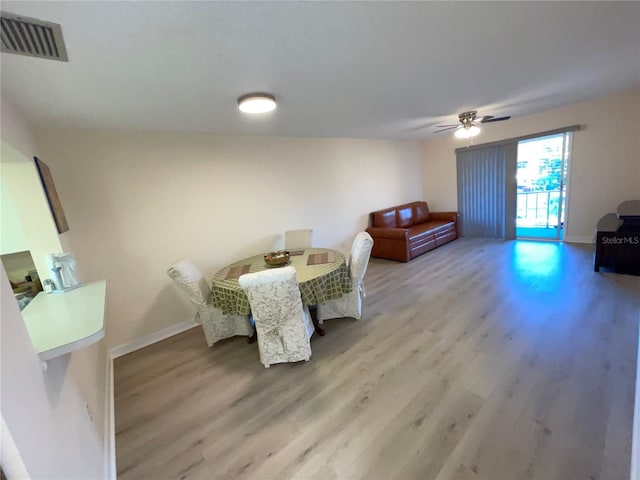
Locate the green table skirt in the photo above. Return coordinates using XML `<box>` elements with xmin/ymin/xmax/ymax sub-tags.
<box><xmin>212</xmin><ymin>248</ymin><xmax>353</xmax><ymax>316</ymax></box>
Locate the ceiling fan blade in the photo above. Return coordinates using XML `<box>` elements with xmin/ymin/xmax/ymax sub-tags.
<box><xmin>480</xmin><ymin>115</ymin><xmax>511</xmax><ymax>123</ymax></box>
<box><xmin>433</xmin><ymin>126</ymin><xmax>459</xmax><ymax>134</ymax></box>
<box><xmin>435</xmin><ymin>124</ymin><xmax>460</xmax><ymax>128</ymax></box>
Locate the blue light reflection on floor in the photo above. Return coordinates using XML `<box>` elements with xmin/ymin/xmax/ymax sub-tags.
<box><xmin>510</xmin><ymin>241</ymin><xmax>565</xmax><ymax>295</ymax></box>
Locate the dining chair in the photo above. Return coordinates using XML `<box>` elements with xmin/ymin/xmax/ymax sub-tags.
<box><xmin>167</xmin><ymin>258</ymin><xmax>252</xmax><ymax>347</ymax></box>
<box><xmin>238</xmin><ymin>266</ymin><xmax>313</xmax><ymax>368</ymax></box>
<box><xmin>317</xmin><ymin>232</ymin><xmax>374</xmax><ymax>322</ymax></box>
<box><xmin>284</xmin><ymin>228</ymin><xmax>314</xmax><ymax>250</ymax></box>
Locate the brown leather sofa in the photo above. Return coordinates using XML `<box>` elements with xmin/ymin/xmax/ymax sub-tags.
<box><xmin>365</xmin><ymin>201</ymin><xmax>458</xmax><ymax>262</ymax></box>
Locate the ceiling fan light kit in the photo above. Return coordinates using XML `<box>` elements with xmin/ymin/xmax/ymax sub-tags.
<box><xmin>237</xmin><ymin>93</ymin><xmax>277</xmax><ymax>114</ymax></box>
<box><xmin>454</xmin><ymin>125</ymin><xmax>481</xmax><ymax>139</ymax></box>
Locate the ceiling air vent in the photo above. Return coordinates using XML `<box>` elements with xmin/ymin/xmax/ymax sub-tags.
<box><xmin>0</xmin><ymin>11</ymin><xmax>68</xmax><ymax>61</ymax></box>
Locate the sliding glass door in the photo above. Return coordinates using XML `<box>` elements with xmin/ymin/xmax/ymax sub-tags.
<box><xmin>516</xmin><ymin>133</ymin><xmax>571</xmax><ymax>240</ymax></box>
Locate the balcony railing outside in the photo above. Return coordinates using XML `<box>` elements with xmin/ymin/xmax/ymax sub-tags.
<box><xmin>516</xmin><ymin>190</ymin><xmax>565</xmax><ymax>228</ymax></box>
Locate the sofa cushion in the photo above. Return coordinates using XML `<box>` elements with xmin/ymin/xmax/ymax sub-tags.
<box><xmin>373</xmin><ymin>209</ymin><xmax>397</xmax><ymax>228</ymax></box>
<box><xmin>413</xmin><ymin>202</ymin><xmax>430</xmax><ymax>223</ymax></box>
<box><xmin>396</xmin><ymin>206</ymin><xmax>414</xmax><ymax>228</ymax></box>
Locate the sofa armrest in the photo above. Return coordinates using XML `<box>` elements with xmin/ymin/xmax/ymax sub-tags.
<box><xmin>366</xmin><ymin>227</ymin><xmax>410</xmax><ymax>262</ymax></box>
<box><xmin>429</xmin><ymin>211</ymin><xmax>458</xmax><ymax>223</ymax></box>
<box><xmin>365</xmin><ymin>227</ymin><xmax>408</xmax><ymax>240</ymax></box>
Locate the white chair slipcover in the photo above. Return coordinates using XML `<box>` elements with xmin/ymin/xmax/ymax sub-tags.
<box><xmin>167</xmin><ymin>258</ymin><xmax>252</xmax><ymax>347</ymax></box>
<box><xmin>317</xmin><ymin>232</ymin><xmax>374</xmax><ymax>322</ymax></box>
<box><xmin>284</xmin><ymin>228</ymin><xmax>314</xmax><ymax>250</ymax></box>
<box><xmin>238</xmin><ymin>266</ymin><xmax>313</xmax><ymax>368</ymax></box>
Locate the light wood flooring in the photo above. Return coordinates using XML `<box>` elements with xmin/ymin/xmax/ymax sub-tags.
<box><xmin>114</xmin><ymin>238</ymin><xmax>640</xmax><ymax>480</ymax></box>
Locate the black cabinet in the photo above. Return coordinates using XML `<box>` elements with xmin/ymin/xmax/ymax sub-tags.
<box><xmin>594</xmin><ymin>201</ymin><xmax>640</xmax><ymax>275</ymax></box>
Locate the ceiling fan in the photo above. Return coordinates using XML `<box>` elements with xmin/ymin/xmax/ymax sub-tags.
<box><xmin>434</xmin><ymin>111</ymin><xmax>511</xmax><ymax>138</ymax></box>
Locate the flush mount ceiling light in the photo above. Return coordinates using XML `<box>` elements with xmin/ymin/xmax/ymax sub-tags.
<box><xmin>454</xmin><ymin>124</ymin><xmax>481</xmax><ymax>139</ymax></box>
<box><xmin>237</xmin><ymin>93</ymin><xmax>276</xmax><ymax>114</ymax></box>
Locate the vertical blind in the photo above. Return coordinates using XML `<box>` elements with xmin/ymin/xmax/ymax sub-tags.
<box><xmin>456</xmin><ymin>143</ymin><xmax>517</xmax><ymax>239</ymax></box>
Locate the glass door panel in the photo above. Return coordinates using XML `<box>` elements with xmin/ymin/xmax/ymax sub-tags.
<box><xmin>516</xmin><ymin>133</ymin><xmax>570</xmax><ymax>240</ymax></box>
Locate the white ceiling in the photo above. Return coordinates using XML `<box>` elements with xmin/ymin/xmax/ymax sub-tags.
<box><xmin>1</xmin><ymin>1</ymin><xmax>639</xmax><ymax>139</ymax></box>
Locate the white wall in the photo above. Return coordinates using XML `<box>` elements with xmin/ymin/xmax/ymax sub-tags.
<box><xmin>0</xmin><ymin>97</ymin><xmax>106</xmax><ymax>479</ymax></box>
<box><xmin>0</xmin><ymin>99</ymin><xmax>39</xmax><ymax>159</ymax></box>
<box><xmin>34</xmin><ymin>131</ymin><xmax>423</xmax><ymax>347</ymax></box>
<box><xmin>421</xmin><ymin>87</ymin><xmax>640</xmax><ymax>242</ymax></box>
<box><xmin>1</xmin><ymin>269</ymin><xmax>103</xmax><ymax>479</ymax></box>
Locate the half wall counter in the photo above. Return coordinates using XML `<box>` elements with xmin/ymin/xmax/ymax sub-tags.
<box><xmin>21</xmin><ymin>280</ymin><xmax>106</xmax><ymax>361</ymax></box>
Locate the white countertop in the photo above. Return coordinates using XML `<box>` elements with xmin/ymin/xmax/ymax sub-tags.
<box><xmin>21</xmin><ymin>280</ymin><xmax>106</xmax><ymax>361</ymax></box>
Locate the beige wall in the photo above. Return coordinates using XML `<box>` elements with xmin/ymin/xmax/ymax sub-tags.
<box><xmin>421</xmin><ymin>87</ymin><xmax>640</xmax><ymax>242</ymax></box>
<box><xmin>0</xmin><ymin>99</ymin><xmax>38</xmax><ymax>257</ymax></box>
<box><xmin>0</xmin><ymin>176</ymin><xmax>28</xmax><ymax>255</ymax></box>
<box><xmin>1</xmin><ymin>142</ymin><xmax>66</xmax><ymax>279</ymax></box>
<box><xmin>34</xmin><ymin>131</ymin><xmax>423</xmax><ymax>348</ymax></box>
<box><xmin>0</xmin><ymin>98</ymin><xmax>106</xmax><ymax>479</ymax></box>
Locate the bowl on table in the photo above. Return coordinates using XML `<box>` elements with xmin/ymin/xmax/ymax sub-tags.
<box><xmin>264</xmin><ymin>250</ymin><xmax>290</xmax><ymax>266</ymax></box>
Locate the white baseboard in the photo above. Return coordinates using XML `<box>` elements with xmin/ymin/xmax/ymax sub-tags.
<box><xmin>109</xmin><ymin>319</ymin><xmax>198</xmax><ymax>359</ymax></box>
<box><xmin>631</xmin><ymin>319</ymin><xmax>640</xmax><ymax>480</ymax></box>
<box><xmin>104</xmin><ymin>350</ymin><xmax>115</xmax><ymax>480</ymax></box>
<box><xmin>103</xmin><ymin>319</ymin><xmax>198</xmax><ymax>479</ymax></box>
<box><xmin>564</xmin><ymin>235</ymin><xmax>594</xmax><ymax>244</ymax></box>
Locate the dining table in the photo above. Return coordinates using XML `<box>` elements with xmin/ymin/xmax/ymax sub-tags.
<box><xmin>211</xmin><ymin>247</ymin><xmax>352</xmax><ymax>336</ymax></box>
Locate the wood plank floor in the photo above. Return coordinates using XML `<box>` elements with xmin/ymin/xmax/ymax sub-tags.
<box><xmin>114</xmin><ymin>238</ymin><xmax>640</xmax><ymax>480</ymax></box>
